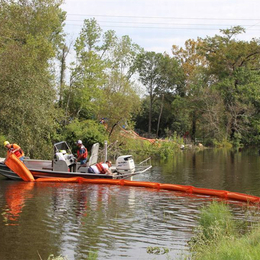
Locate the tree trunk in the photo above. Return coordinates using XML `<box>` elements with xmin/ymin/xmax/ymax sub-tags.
<box><xmin>59</xmin><ymin>46</ymin><xmax>66</xmax><ymax>105</ymax></box>
<box><xmin>191</xmin><ymin>112</ymin><xmax>196</xmax><ymax>142</ymax></box>
<box><xmin>59</xmin><ymin>44</ymin><xmax>71</xmax><ymax>107</ymax></box>
<box><xmin>156</xmin><ymin>94</ymin><xmax>164</xmax><ymax>138</ymax></box>
<box><xmin>148</xmin><ymin>90</ymin><xmax>153</xmax><ymax>138</ymax></box>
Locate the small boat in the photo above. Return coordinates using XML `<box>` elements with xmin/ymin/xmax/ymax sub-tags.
<box><xmin>0</xmin><ymin>141</ymin><xmax>152</xmax><ymax>180</ymax></box>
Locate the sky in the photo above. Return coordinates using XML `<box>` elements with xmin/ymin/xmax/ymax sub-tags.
<box><xmin>61</xmin><ymin>0</ymin><xmax>260</xmax><ymax>54</ymax></box>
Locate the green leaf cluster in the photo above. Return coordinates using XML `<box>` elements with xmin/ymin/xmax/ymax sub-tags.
<box><xmin>60</xmin><ymin>119</ymin><xmax>108</xmax><ymax>153</ymax></box>
<box><xmin>0</xmin><ymin>0</ymin><xmax>65</xmax><ymax>158</ymax></box>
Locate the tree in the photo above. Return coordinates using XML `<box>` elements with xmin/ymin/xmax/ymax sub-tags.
<box><xmin>57</xmin><ymin>41</ymin><xmax>72</xmax><ymax>109</ymax></box>
<box><xmin>99</xmin><ymin>35</ymin><xmax>143</xmax><ymax>137</ymax></box>
<box><xmin>134</xmin><ymin>52</ymin><xmax>164</xmax><ymax>136</ymax></box>
<box><xmin>99</xmin><ymin>72</ymin><xmax>141</xmax><ymax>137</ymax></box>
<box><xmin>62</xmin><ymin>19</ymin><xmax>142</xmax><ymax>141</ymax></box>
<box><xmin>64</xmin><ymin>18</ymin><xmax>112</xmax><ymax>121</ymax></box>
<box><xmin>172</xmin><ymin>39</ymin><xmax>209</xmax><ymax>142</ymax></box>
<box><xmin>199</xmin><ymin>26</ymin><xmax>260</xmax><ymax>144</ymax></box>
<box><xmin>0</xmin><ymin>0</ymin><xmax>66</xmax><ymax>158</ymax></box>
<box><xmin>171</xmin><ymin>29</ymin><xmax>260</xmax><ymax>146</ymax></box>
<box><xmin>134</xmin><ymin>51</ymin><xmax>184</xmax><ymax>137</ymax></box>
<box><xmin>61</xmin><ymin>119</ymin><xmax>108</xmax><ymax>152</ymax></box>
<box><xmin>156</xmin><ymin>54</ymin><xmax>185</xmax><ymax>137</ymax></box>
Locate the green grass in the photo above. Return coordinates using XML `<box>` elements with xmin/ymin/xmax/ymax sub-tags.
<box><xmin>191</xmin><ymin>225</ymin><xmax>260</xmax><ymax>260</ymax></box>
<box><xmin>189</xmin><ymin>201</ymin><xmax>260</xmax><ymax>260</ymax></box>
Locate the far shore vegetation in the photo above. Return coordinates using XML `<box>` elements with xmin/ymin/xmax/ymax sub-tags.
<box><xmin>1</xmin><ymin>1</ymin><xmax>260</xmax><ymax>160</ymax></box>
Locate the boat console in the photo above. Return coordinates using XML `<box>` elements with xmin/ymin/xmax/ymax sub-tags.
<box><xmin>52</xmin><ymin>141</ymin><xmax>100</xmax><ymax>173</ymax></box>
<box><xmin>53</xmin><ymin>141</ymin><xmax>76</xmax><ymax>172</ymax></box>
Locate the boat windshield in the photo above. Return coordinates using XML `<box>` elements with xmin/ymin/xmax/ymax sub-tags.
<box><xmin>53</xmin><ymin>141</ymin><xmax>72</xmax><ymax>155</ymax></box>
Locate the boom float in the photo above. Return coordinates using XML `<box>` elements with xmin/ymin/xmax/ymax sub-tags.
<box><xmin>5</xmin><ymin>153</ymin><xmax>34</xmax><ymax>182</ymax></box>
<box><xmin>35</xmin><ymin>177</ymin><xmax>260</xmax><ymax>204</ymax></box>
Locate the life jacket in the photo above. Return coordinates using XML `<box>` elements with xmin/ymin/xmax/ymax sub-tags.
<box><xmin>77</xmin><ymin>145</ymin><xmax>88</xmax><ymax>159</ymax></box>
<box><xmin>9</xmin><ymin>144</ymin><xmax>24</xmax><ymax>159</ymax></box>
<box><xmin>96</xmin><ymin>162</ymin><xmax>107</xmax><ymax>174</ymax></box>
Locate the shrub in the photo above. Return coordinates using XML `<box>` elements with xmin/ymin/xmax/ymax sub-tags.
<box><xmin>60</xmin><ymin>119</ymin><xmax>108</xmax><ymax>152</ymax></box>
<box><xmin>190</xmin><ymin>201</ymin><xmax>237</xmax><ymax>254</ymax></box>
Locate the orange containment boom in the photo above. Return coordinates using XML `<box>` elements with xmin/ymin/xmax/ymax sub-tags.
<box><xmin>35</xmin><ymin>177</ymin><xmax>260</xmax><ymax>204</ymax></box>
<box><xmin>5</xmin><ymin>153</ymin><xmax>35</xmax><ymax>182</ymax></box>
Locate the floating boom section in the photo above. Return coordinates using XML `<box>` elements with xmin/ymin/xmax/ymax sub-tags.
<box><xmin>35</xmin><ymin>177</ymin><xmax>260</xmax><ymax>204</ymax></box>
<box><xmin>5</xmin><ymin>153</ymin><xmax>35</xmax><ymax>182</ymax></box>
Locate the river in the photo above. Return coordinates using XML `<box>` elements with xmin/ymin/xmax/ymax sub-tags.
<box><xmin>0</xmin><ymin>148</ymin><xmax>260</xmax><ymax>260</ymax></box>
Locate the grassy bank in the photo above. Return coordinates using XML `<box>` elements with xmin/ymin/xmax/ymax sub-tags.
<box><xmin>108</xmin><ymin>134</ymin><xmax>186</xmax><ymax>160</ymax></box>
<box><xmin>189</xmin><ymin>201</ymin><xmax>260</xmax><ymax>260</ymax></box>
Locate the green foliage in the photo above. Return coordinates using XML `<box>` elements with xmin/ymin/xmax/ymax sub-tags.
<box><xmin>156</xmin><ymin>139</ymin><xmax>180</xmax><ymax>160</ymax></box>
<box><xmin>87</xmin><ymin>251</ymin><xmax>98</xmax><ymax>260</ymax></box>
<box><xmin>65</xmin><ymin>18</ymin><xmax>142</xmax><ymax>136</ymax></box>
<box><xmin>133</xmin><ymin>51</ymin><xmax>184</xmax><ymax>136</ymax></box>
<box><xmin>1</xmin><ymin>2</ymin><xmax>260</xmax><ymax>155</ymax></box>
<box><xmin>198</xmin><ymin>201</ymin><xmax>236</xmax><ymax>240</ymax></box>
<box><xmin>60</xmin><ymin>119</ymin><xmax>108</xmax><ymax>152</ymax></box>
<box><xmin>98</xmin><ymin>72</ymin><xmax>141</xmax><ymax>136</ymax></box>
<box><xmin>200</xmin><ymin>28</ymin><xmax>260</xmax><ymax>145</ymax></box>
<box><xmin>0</xmin><ymin>134</ymin><xmax>6</xmax><ymax>157</ymax></box>
<box><xmin>116</xmin><ymin>136</ymin><xmax>153</xmax><ymax>155</ymax></box>
<box><xmin>98</xmin><ymin>34</ymin><xmax>143</xmax><ymax>135</ymax></box>
<box><xmin>189</xmin><ymin>201</ymin><xmax>237</xmax><ymax>256</ymax></box>
<box><xmin>0</xmin><ymin>0</ymin><xmax>65</xmax><ymax>158</ymax></box>
<box><xmin>212</xmin><ymin>139</ymin><xmax>233</xmax><ymax>148</ymax></box>
<box><xmin>113</xmin><ymin>133</ymin><xmax>181</xmax><ymax>160</ymax></box>
<box><xmin>232</xmin><ymin>132</ymin><xmax>244</xmax><ymax>149</ymax></box>
<box><xmin>189</xmin><ymin>201</ymin><xmax>260</xmax><ymax>260</ymax></box>
<box><xmin>64</xmin><ymin>18</ymin><xmax>107</xmax><ymax>120</ymax></box>
<box><xmin>164</xmin><ymin>27</ymin><xmax>260</xmax><ymax>146</ymax></box>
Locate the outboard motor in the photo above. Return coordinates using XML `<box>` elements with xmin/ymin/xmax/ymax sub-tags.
<box><xmin>116</xmin><ymin>155</ymin><xmax>135</xmax><ymax>174</ymax></box>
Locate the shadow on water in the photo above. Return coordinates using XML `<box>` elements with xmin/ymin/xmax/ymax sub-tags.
<box><xmin>0</xmin><ymin>148</ymin><xmax>260</xmax><ymax>259</ymax></box>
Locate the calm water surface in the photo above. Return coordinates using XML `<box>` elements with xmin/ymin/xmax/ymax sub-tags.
<box><xmin>1</xmin><ymin>149</ymin><xmax>260</xmax><ymax>260</ymax></box>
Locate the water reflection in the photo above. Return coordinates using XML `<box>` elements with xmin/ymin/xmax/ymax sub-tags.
<box><xmin>139</xmin><ymin>149</ymin><xmax>260</xmax><ymax>197</ymax></box>
<box><xmin>2</xmin><ymin>182</ymin><xmax>34</xmax><ymax>225</ymax></box>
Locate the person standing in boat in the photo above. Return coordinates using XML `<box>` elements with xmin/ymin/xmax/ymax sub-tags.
<box><xmin>76</xmin><ymin>140</ymin><xmax>88</xmax><ymax>166</ymax></box>
<box><xmin>88</xmin><ymin>161</ymin><xmax>113</xmax><ymax>175</ymax></box>
<box><xmin>4</xmin><ymin>141</ymin><xmax>25</xmax><ymax>162</ymax></box>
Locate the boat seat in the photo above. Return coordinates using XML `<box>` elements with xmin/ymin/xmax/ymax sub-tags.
<box><xmin>87</xmin><ymin>143</ymin><xmax>99</xmax><ymax>166</ymax></box>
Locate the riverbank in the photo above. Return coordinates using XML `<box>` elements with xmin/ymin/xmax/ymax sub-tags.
<box><xmin>188</xmin><ymin>201</ymin><xmax>260</xmax><ymax>260</ymax></box>
<box><xmin>106</xmin><ymin>135</ymin><xmax>207</xmax><ymax>161</ymax></box>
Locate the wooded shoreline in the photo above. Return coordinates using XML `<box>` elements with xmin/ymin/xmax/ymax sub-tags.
<box><xmin>1</xmin><ymin>1</ymin><xmax>260</xmax><ymax>159</ymax></box>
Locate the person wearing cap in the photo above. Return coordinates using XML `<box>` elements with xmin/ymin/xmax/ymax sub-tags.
<box><xmin>4</xmin><ymin>141</ymin><xmax>25</xmax><ymax>162</ymax></box>
<box><xmin>88</xmin><ymin>161</ymin><xmax>113</xmax><ymax>175</ymax></box>
<box><xmin>76</xmin><ymin>140</ymin><xmax>88</xmax><ymax>165</ymax></box>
